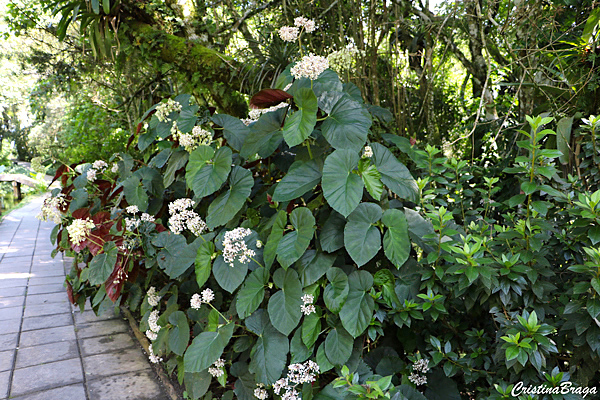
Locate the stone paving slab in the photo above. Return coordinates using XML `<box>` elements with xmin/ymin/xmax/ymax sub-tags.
<box><xmin>15</xmin><ymin>340</ymin><xmax>79</xmax><ymax>368</ymax></box>
<box><xmin>8</xmin><ymin>384</ymin><xmax>87</xmax><ymax>400</ymax></box>
<box><xmin>88</xmin><ymin>370</ymin><xmax>170</xmax><ymax>400</ymax></box>
<box><xmin>0</xmin><ymin>197</ymin><xmax>172</xmax><ymax>399</ymax></box>
<box><xmin>10</xmin><ymin>358</ymin><xmax>84</xmax><ymax>397</ymax></box>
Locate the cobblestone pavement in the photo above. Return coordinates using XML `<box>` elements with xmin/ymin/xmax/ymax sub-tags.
<box><xmin>0</xmin><ymin>197</ymin><xmax>171</xmax><ymax>400</ymax></box>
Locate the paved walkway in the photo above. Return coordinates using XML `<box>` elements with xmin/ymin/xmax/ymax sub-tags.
<box><xmin>0</xmin><ymin>197</ymin><xmax>171</xmax><ymax>400</ymax></box>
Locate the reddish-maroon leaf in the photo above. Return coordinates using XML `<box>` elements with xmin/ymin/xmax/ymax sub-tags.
<box><xmin>250</xmin><ymin>89</ymin><xmax>292</xmax><ymax>109</ymax></box>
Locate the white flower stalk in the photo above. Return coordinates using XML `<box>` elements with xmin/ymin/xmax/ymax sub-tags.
<box><xmin>254</xmin><ymin>383</ymin><xmax>268</xmax><ymax>400</ymax></box>
<box><xmin>126</xmin><ymin>205</ymin><xmax>139</xmax><ymax>214</ymax></box>
<box><xmin>148</xmin><ymin>310</ymin><xmax>161</xmax><ymax>333</ymax></box>
<box><xmin>92</xmin><ymin>160</ymin><xmax>108</xmax><ymax>170</ymax></box>
<box><xmin>290</xmin><ymin>54</ymin><xmax>329</xmax><ymax>80</ymax></box>
<box><xmin>37</xmin><ymin>194</ymin><xmax>66</xmax><ymax>224</ymax></box>
<box><xmin>294</xmin><ymin>17</ymin><xmax>316</xmax><ymax>33</ymax></box>
<box><xmin>146</xmin><ymin>330</ymin><xmax>158</xmax><ymax>341</ymax></box>
<box><xmin>168</xmin><ymin>199</ymin><xmax>207</xmax><ymax>236</ymax></box>
<box><xmin>222</xmin><ymin>227</ymin><xmax>255</xmax><ymax>267</ymax></box>
<box><xmin>147</xmin><ymin>287</ymin><xmax>161</xmax><ymax>307</ymax></box>
<box><xmin>247</xmin><ymin>102</ymin><xmax>288</xmax><ymax>124</ymax></box>
<box><xmin>155</xmin><ymin>98</ymin><xmax>182</xmax><ymax>123</ymax></box>
<box><xmin>67</xmin><ymin>218</ymin><xmax>95</xmax><ymax>246</ymax></box>
<box><xmin>301</xmin><ymin>293</ymin><xmax>316</xmax><ymax>315</ymax></box>
<box><xmin>148</xmin><ymin>344</ymin><xmax>162</xmax><ymax>364</ymax></box>
<box><xmin>141</xmin><ymin>213</ymin><xmax>155</xmax><ymax>222</ymax></box>
<box><xmin>278</xmin><ymin>26</ymin><xmax>299</xmax><ymax>42</ymax></box>
<box><xmin>362</xmin><ymin>145</ymin><xmax>373</xmax><ymax>158</ymax></box>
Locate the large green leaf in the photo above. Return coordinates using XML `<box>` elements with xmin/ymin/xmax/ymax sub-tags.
<box><xmin>177</xmin><ymin>104</ymin><xmax>199</xmax><ymax>133</ymax></box>
<box><xmin>206</xmin><ymin>167</ymin><xmax>253</xmax><ymax>229</ymax></box>
<box><xmin>297</xmin><ymin>250</ymin><xmax>336</xmax><ymax>286</ymax></box>
<box><xmin>88</xmin><ymin>242</ymin><xmax>117</xmax><ymax>285</ymax></box>
<box><xmin>163</xmin><ymin>149</ymin><xmax>189</xmax><ymax>188</ymax></box>
<box><xmin>241</xmin><ymin>109</ymin><xmax>286</xmax><ymax>159</ymax></box>
<box><xmin>382</xmin><ymin>209</ymin><xmax>411</xmax><ymax>268</ymax></box>
<box><xmin>320</xmin><ymin>211</ymin><xmax>346</xmax><ymax>253</ymax></box>
<box><xmin>322</xmin><ymin>149</ymin><xmax>364</xmax><ymax>217</ymax></box>
<box><xmin>195</xmin><ymin>241</ymin><xmax>215</xmax><ymax>288</ymax></box>
<box><xmin>272</xmin><ymin>160</ymin><xmax>322</xmax><ymax>202</ymax></box>
<box><xmin>282</xmin><ymin>87</ymin><xmax>318</xmax><ymax>147</ymax></box>
<box><xmin>324</xmin><ymin>326</ymin><xmax>353</xmax><ymax>366</ymax></box>
<box><xmin>371</xmin><ymin>143</ymin><xmax>418</xmax><ymax>202</ymax></box>
<box><xmin>153</xmin><ymin>233</ymin><xmax>202</xmax><ymax>279</ymax></box>
<box><xmin>237</xmin><ymin>267</ymin><xmax>269</xmax><ymax>319</ymax></box>
<box><xmin>339</xmin><ymin>271</ymin><xmax>374</xmax><ymax>338</ymax></box>
<box><xmin>122</xmin><ymin>175</ymin><xmax>148</xmax><ymax>210</ymax></box>
<box><xmin>213</xmin><ymin>255</ymin><xmax>248</xmax><ymax>293</ymax></box>
<box><xmin>264</xmin><ymin>210</ymin><xmax>287</xmax><ymax>269</ymax></box>
<box><xmin>291</xmin><ymin>327</ymin><xmax>311</xmax><ymax>363</ymax></box>
<box><xmin>321</xmin><ymin>95</ymin><xmax>372</xmax><ymax>151</ymax></box>
<box><xmin>324</xmin><ymin>267</ymin><xmax>349</xmax><ymax>313</ymax></box>
<box><xmin>184</xmin><ymin>322</ymin><xmax>234</xmax><ymax>372</ymax></box>
<box><xmin>168</xmin><ymin>311</ymin><xmax>190</xmax><ymax>356</ymax></box>
<box><xmin>302</xmin><ymin>312</ymin><xmax>321</xmax><ymax>348</ymax></box>
<box><xmin>186</xmin><ymin>146</ymin><xmax>232</xmax><ymax>198</ymax></box>
<box><xmin>344</xmin><ymin>203</ymin><xmax>382</xmax><ymax>266</ymax></box>
<box><xmin>184</xmin><ymin>371</ymin><xmax>212</xmax><ymax>400</ymax></box>
<box><xmin>361</xmin><ymin>164</ymin><xmax>384</xmax><ymax>200</ymax></box>
<box><xmin>249</xmin><ymin>323</ymin><xmax>289</xmax><ymax>385</ymax></box>
<box><xmin>276</xmin><ymin>207</ymin><xmax>316</xmax><ymax>269</ymax></box>
<box><xmin>268</xmin><ymin>269</ymin><xmax>303</xmax><ymax>335</ymax></box>
<box><xmin>212</xmin><ymin>114</ymin><xmax>250</xmax><ymax>152</ymax></box>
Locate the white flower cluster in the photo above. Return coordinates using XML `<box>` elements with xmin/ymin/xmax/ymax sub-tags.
<box><xmin>294</xmin><ymin>17</ymin><xmax>316</xmax><ymax>33</ymax></box>
<box><xmin>222</xmin><ymin>228</ymin><xmax>255</xmax><ymax>267</ymax></box>
<box><xmin>148</xmin><ymin>310</ymin><xmax>161</xmax><ymax>334</ymax></box>
<box><xmin>278</xmin><ymin>26</ymin><xmax>299</xmax><ymax>42</ymax></box>
<box><xmin>300</xmin><ymin>294</ymin><xmax>316</xmax><ymax>316</ymax></box>
<box><xmin>155</xmin><ymin>98</ymin><xmax>182</xmax><ymax>123</ymax></box>
<box><xmin>123</xmin><ymin>205</ymin><xmax>155</xmax><ymax>232</ymax></box>
<box><xmin>86</xmin><ymin>160</ymin><xmax>108</xmax><ymax>182</ymax></box>
<box><xmin>146</xmin><ymin>330</ymin><xmax>157</xmax><ymax>341</ymax></box>
<box><xmin>126</xmin><ymin>205</ymin><xmax>139</xmax><ymax>214</ymax></box>
<box><xmin>125</xmin><ymin>218</ymin><xmax>140</xmax><ymax>231</ymax></box>
<box><xmin>177</xmin><ymin>126</ymin><xmax>212</xmax><ymax>152</ymax></box>
<box><xmin>37</xmin><ymin>194</ymin><xmax>67</xmax><ymax>224</ymax></box>
<box><xmin>141</xmin><ymin>213</ymin><xmax>155</xmax><ymax>222</ymax></box>
<box><xmin>408</xmin><ymin>359</ymin><xmax>429</xmax><ymax>386</ymax></box>
<box><xmin>273</xmin><ymin>361</ymin><xmax>319</xmax><ymax>400</ymax></box>
<box><xmin>243</xmin><ymin>102</ymin><xmax>289</xmax><ymax>126</ymax></box>
<box><xmin>67</xmin><ymin>218</ymin><xmax>95</xmax><ymax>246</ymax></box>
<box><xmin>362</xmin><ymin>145</ymin><xmax>373</xmax><ymax>158</ymax></box>
<box><xmin>148</xmin><ymin>344</ymin><xmax>162</xmax><ymax>364</ymax></box>
<box><xmin>191</xmin><ymin>288</ymin><xmax>214</xmax><ymax>309</ymax></box>
<box><xmin>112</xmin><ymin>267</ymin><xmax>128</xmax><ymax>285</ymax></box>
<box><xmin>208</xmin><ymin>358</ymin><xmax>225</xmax><ymax>377</ymax></box>
<box><xmin>168</xmin><ymin>198</ymin><xmax>207</xmax><ymax>236</ymax></box>
<box><xmin>111</xmin><ymin>163</ymin><xmax>119</xmax><ymax>173</ymax></box>
<box><xmin>147</xmin><ymin>286</ymin><xmax>161</xmax><ymax>307</ymax></box>
<box><xmin>291</xmin><ymin>54</ymin><xmax>329</xmax><ymax>80</ymax></box>
<box><xmin>254</xmin><ymin>383</ymin><xmax>268</xmax><ymax>400</ymax></box>
<box><xmin>328</xmin><ymin>43</ymin><xmax>360</xmax><ymax>72</ymax></box>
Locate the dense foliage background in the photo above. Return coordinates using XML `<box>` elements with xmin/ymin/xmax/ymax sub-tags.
<box><xmin>4</xmin><ymin>0</ymin><xmax>600</xmax><ymax>399</ymax></box>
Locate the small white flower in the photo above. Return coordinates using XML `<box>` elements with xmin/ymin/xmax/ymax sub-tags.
<box><xmin>125</xmin><ymin>217</ymin><xmax>140</xmax><ymax>231</ymax></box>
<box><xmin>148</xmin><ymin>310</ymin><xmax>161</xmax><ymax>333</ymax></box>
<box><xmin>290</xmin><ymin>54</ymin><xmax>329</xmax><ymax>80</ymax></box>
<box><xmin>67</xmin><ymin>218</ymin><xmax>95</xmax><ymax>246</ymax></box>
<box><xmin>241</xmin><ymin>118</ymin><xmax>256</xmax><ymax>126</ymax></box>
<box><xmin>301</xmin><ymin>304</ymin><xmax>316</xmax><ymax>315</ymax></box>
<box><xmin>301</xmin><ymin>294</ymin><xmax>314</xmax><ymax>305</ymax></box>
<box><xmin>155</xmin><ymin>98</ymin><xmax>182</xmax><ymax>123</ymax></box>
<box><xmin>126</xmin><ymin>205</ymin><xmax>139</xmax><ymax>214</ymax></box>
<box><xmin>256</xmin><ymin>240</ymin><xmax>263</xmax><ymax>248</ymax></box>
<box><xmin>214</xmin><ymin>358</ymin><xmax>225</xmax><ymax>368</ymax></box>
<box><xmin>147</xmin><ymin>287</ymin><xmax>161</xmax><ymax>307</ymax></box>
<box><xmin>148</xmin><ymin>344</ymin><xmax>162</xmax><ymax>364</ymax></box>
<box><xmin>92</xmin><ymin>160</ymin><xmax>108</xmax><ymax>170</ymax></box>
<box><xmin>222</xmin><ymin>228</ymin><xmax>255</xmax><ymax>267</ymax></box>
<box><xmin>208</xmin><ymin>366</ymin><xmax>224</xmax><ymax>377</ymax></box>
<box><xmin>141</xmin><ymin>213</ymin><xmax>155</xmax><ymax>222</ymax></box>
<box><xmin>413</xmin><ymin>359</ymin><xmax>429</xmax><ymax>374</ymax></box>
<box><xmin>278</xmin><ymin>26</ymin><xmax>299</xmax><ymax>42</ymax></box>
<box><xmin>37</xmin><ymin>194</ymin><xmax>66</xmax><ymax>224</ymax></box>
<box><xmin>201</xmin><ymin>288</ymin><xmax>215</xmax><ymax>303</ymax></box>
<box><xmin>408</xmin><ymin>373</ymin><xmax>427</xmax><ymax>386</ymax></box>
<box><xmin>254</xmin><ymin>384</ymin><xmax>268</xmax><ymax>400</ymax></box>
<box><xmin>273</xmin><ymin>378</ymin><xmax>288</xmax><ymax>395</ymax></box>
<box><xmin>111</xmin><ymin>163</ymin><xmax>119</xmax><ymax>173</ymax></box>
<box><xmin>190</xmin><ymin>293</ymin><xmax>202</xmax><ymax>310</ymax></box>
<box><xmin>86</xmin><ymin>168</ymin><xmax>97</xmax><ymax>182</ymax></box>
<box><xmin>169</xmin><ymin>198</ymin><xmax>195</xmax><ymax>213</ymax></box>
<box><xmin>283</xmin><ymin>83</ymin><xmax>293</xmax><ymax>91</ymax></box>
<box><xmin>146</xmin><ymin>330</ymin><xmax>158</xmax><ymax>341</ymax></box>
<box><xmin>294</xmin><ymin>17</ymin><xmax>316</xmax><ymax>33</ymax></box>
<box><xmin>362</xmin><ymin>145</ymin><xmax>373</xmax><ymax>158</ymax></box>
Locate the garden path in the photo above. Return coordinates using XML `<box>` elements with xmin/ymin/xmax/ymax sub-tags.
<box><xmin>0</xmin><ymin>197</ymin><xmax>171</xmax><ymax>400</ymax></box>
